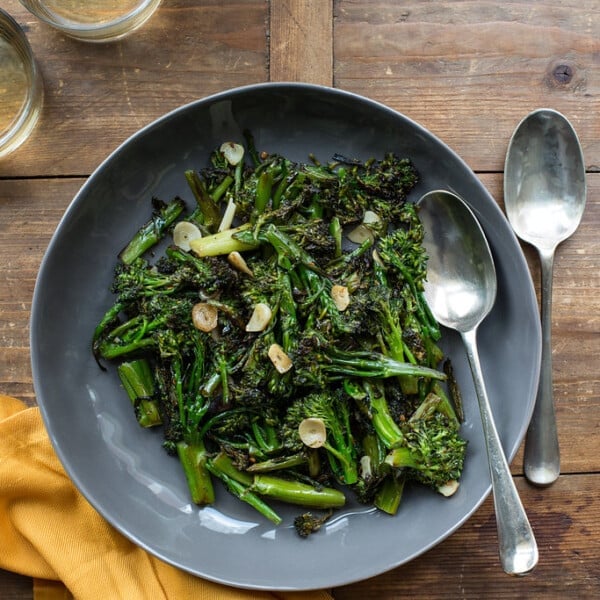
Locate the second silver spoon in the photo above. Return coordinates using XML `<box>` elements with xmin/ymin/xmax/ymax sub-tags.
<box><xmin>504</xmin><ymin>109</ymin><xmax>586</xmax><ymax>486</ymax></box>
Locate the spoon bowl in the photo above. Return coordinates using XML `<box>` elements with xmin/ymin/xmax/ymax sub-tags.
<box><xmin>504</xmin><ymin>109</ymin><xmax>586</xmax><ymax>249</ymax></box>
<box><xmin>418</xmin><ymin>190</ymin><xmax>497</xmax><ymax>332</ymax></box>
<box><xmin>418</xmin><ymin>190</ymin><xmax>538</xmax><ymax>575</ymax></box>
<box><xmin>504</xmin><ymin>109</ymin><xmax>586</xmax><ymax>486</ymax></box>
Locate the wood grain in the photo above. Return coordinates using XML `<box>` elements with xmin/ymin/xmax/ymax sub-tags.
<box><xmin>0</xmin><ymin>570</ymin><xmax>31</xmax><ymax>600</ymax></box>
<box><xmin>334</xmin><ymin>0</ymin><xmax>600</xmax><ymax>171</ymax></box>
<box><xmin>0</xmin><ymin>178</ymin><xmax>82</xmax><ymax>403</ymax></box>
<box><xmin>334</xmin><ymin>474</ymin><xmax>600</xmax><ymax>598</ymax></box>
<box><xmin>270</xmin><ymin>0</ymin><xmax>334</xmax><ymax>85</ymax></box>
<box><xmin>0</xmin><ymin>0</ymin><xmax>268</xmax><ymax>178</ymax></box>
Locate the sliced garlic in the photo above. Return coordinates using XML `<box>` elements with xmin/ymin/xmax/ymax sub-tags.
<box><xmin>192</xmin><ymin>302</ymin><xmax>218</xmax><ymax>332</ymax></box>
<box><xmin>268</xmin><ymin>343</ymin><xmax>293</xmax><ymax>374</ymax></box>
<box><xmin>372</xmin><ymin>248</ymin><xmax>384</xmax><ymax>267</ymax></box>
<box><xmin>246</xmin><ymin>303</ymin><xmax>272</xmax><ymax>332</ymax></box>
<box><xmin>347</xmin><ymin>210</ymin><xmax>381</xmax><ymax>244</ymax></box>
<box><xmin>331</xmin><ymin>284</ymin><xmax>350</xmax><ymax>311</ymax></box>
<box><xmin>437</xmin><ymin>480</ymin><xmax>460</xmax><ymax>497</ymax></box>
<box><xmin>362</xmin><ymin>210</ymin><xmax>381</xmax><ymax>225</ymax></box>
<box><xmin>347</xmin><ymin>223</ymin><xmax>375</xmax><ymax>244</ymax></box>
<box><xmin>173</xmin><ymin>221</ymin><xmax>202</xmax><ymax>251</ymax></box>
<box><xmin>218</xmin><ymin>198</ymin><xmax>237</xmax><ymax>232</ymax></box>
<box><xmin>298</xmin><ymin>418</ymin><xmax>327</xmax><ymax>449</ymax></box>
<box><xmin>220</xmin><ymin>142</ymin><xmax>245</xmax><ymax>166</ymax></box>
<box><xmin>359</xmin><ymin>455</ymin><xmax>373</xmax><ymax>480</ymax></box>
<box><xmin>227</xmin><ymin>251</ymin><xmax>254</xmax><ymax>276</ymax></box>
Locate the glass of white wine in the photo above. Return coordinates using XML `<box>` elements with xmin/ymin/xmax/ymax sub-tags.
<box><xmin>19</xmin><ymin>0</ymin><xmax>162</xmax><ymax>42</ymax></box>
<box><xmin>0</xmin><ymin>9</ymin><xmax>43</xmax><ymax>158</ymax></box>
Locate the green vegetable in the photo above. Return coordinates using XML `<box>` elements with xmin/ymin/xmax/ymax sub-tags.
<box><xmin>92</xmin><ymin>137</ymin><xmax>467</xmax><ymax>535</ymax></box>
<box><xmin>384</xmin><ymin>393</ymin><xmax>466</xmax><ymax>491</ymax></box>
<box><xmin>117</xmin><ymin>359</ymin><xmax>162</xmax><ymax>428</ymax></box>
<box><xmin>118</xmin><ymin>197</ymin><xmax>185</xmax><ymax>265</ymax></box>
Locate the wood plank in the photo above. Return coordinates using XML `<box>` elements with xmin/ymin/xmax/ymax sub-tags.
<box><xmin>0</xmin><ymin>178</ymin><xmax>82</xmax><ymax>405</ymax></box>
<box><xmin>0</xmin><ymin>0</ymin><xmax>268</xmax><ymax>178</ymax></box>
<box><xmin>333</xmin><ymin>473</ymin><xmax>600</xmax><ymax>598</ymax></box>
<box><xmin>0</xmin><ymin>570</ymin><xmax>31</xmax><ymax>600</ymax></box>
<box><xmin>334</xmin><ymin>0</ymin><xmax>600</xmax><ymax>172</ymax></box>
<box><xmin>270</xmin><ymin>0</ymin><xmax>334</xmax><ymax>85</ymax></box>
<box><xmin>479</xmin><ymin>173</ymin><xmax>600</xmax><ymax>476</ymax></box>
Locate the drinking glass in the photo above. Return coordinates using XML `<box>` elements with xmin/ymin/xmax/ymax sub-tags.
<box><xmin>19</xmin><ymin>0</ymin><xmax>162</xmax><ymax>42</ymax></box>
<box><xmin>0</xmin><ymin>9</ymin><xmax>43</xmax><ymax>158</ymax></box>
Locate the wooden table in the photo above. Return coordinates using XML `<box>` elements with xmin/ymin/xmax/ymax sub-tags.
<box><xmin>1</xmin><ymin>1</ymin><xmax>598</xmax><ymax>597</ymax></box>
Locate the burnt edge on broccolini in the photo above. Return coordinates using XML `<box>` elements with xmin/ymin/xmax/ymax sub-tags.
<box><xmin>92</xmin><ymin>135</ymin><xmax>467</xmax><ymax>536</ymax></box>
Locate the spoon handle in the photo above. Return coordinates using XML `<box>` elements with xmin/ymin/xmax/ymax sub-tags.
<box><xmin>462</xmin><ymin>329</ymin><xmax>538</xmax><ymax>575</ymax></box>
<box><xmin>524</xmin><ymin>248</ymin><xmax>560</xmax><ymax>485</ymax></box>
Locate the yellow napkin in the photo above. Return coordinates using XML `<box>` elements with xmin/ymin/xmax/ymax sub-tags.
<box><xmin>0</xmin><ymin>395</ymin><xmax>333</xmax><ymax>600</ymax></box>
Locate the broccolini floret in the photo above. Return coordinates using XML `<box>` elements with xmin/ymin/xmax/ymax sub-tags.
<box><xmin>282</xmin><ymin>391</ymin><xmax>359</xmax><ymax>485</ymax></box>
<box><xmin>385</xmin><ymin>393</ymin><xmax>467</xmax><ymax>492</ymax></box>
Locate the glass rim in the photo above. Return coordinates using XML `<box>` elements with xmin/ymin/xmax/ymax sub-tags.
<box><xmin>0</xmin><ymin>7</ymin><xmax>44</xmax><ymax>157</ymax></box>
<box><xmin>18</xmin><ymin>0</ymin><xmax>162</xmax><ymax>42</ymax></box>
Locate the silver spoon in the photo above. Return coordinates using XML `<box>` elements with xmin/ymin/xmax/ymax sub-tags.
<box><xmin>504</xmin><ymin>109</ymin><xmax>586</xmax><ymax>486</ymax></box>
<box><xmin>417</xmin><ymin>190</ymin><xmax>538</xmax><ymax>576</ymax></box>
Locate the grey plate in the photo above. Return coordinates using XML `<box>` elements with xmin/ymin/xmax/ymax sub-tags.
<box><xmin>30</xmin><ymin>83</ymin><xmax>541</xmax><ymax>591</ymax></box>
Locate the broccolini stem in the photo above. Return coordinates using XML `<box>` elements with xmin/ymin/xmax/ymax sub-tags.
<box><xmin>329</xmin><ymin>216</ymin><xmax>343</xmax><ymax>258</ymax></box>
<box><xmin>211</xmin><ymin>175</ymin><xmax>234</xmax><ymax>202</ymax></box>
<box><xmin>185</xmin><ymin>170</ymin><xmax>222</xmax><ymax>232</ymax></box>
<box><xmin>201</xmin><ymin>370</ymin><xmax>221</xmax><ymax>397</ymax></box>
<box><xmin>97</xmin><ymin>337</ymin><xmax>156</xmax><ymax>360</ymax></box>
<box><xmin>393</xmin><ymin>258</ymin><xmax>441</xmax><ymax>342</ymax></box>
<box><xmin>255</xmin><ymin>171</ymin><xmax>273</xmax><ymax>214</ymax></box>
<box><xmin>367</xmin><ymin>383</ymin><xmax>405</xmax><ymax>449</ymax></box>
<box><xmin>250</xmin><ymin>421</ymin><xmax>280</xmax><ymax>454</ymax></box>
<box><xmin>361</xmin><ymin>432</ymin><xmax>386</xmax><ymax>473</ymax></box>
<box><xmin>324</xmin><ymin>349</ymin><xmax>446</xmax><ymax>382</ymax></box>
<box><xmin>172</xmin><ymin>359</ymin><xmax>185</xmax><ymax>427</ymax></box>
<box><xmin>234</xmin><ymin>159</ymin><xmax>244</xmax><ymax>193</ymax></box>
<box><xmin>372</xmin><ymin>264</ymin><xmax>420</xmax><ymax>393</ymax></box>
<box><xmin>327</xmin><ymin>237</ymin><xmax>373</xmax><ymax>273</ymax></box>
<box><xmin>218</xmin><ymin>355</ymin><xmax>230</xmax><ymax>405</ymax></box>
<box><xmin>118</xmin><ymin>198</ymin><xmax>185</xmax><ymax>265</ymax></box>
<box><xmin>190</xmin><ymin>223</ymin><xmax>258</xmax><ymax>257</ymax></box>
<box><xmin>271</xmin><ymin>163</ymin><xmax>289</xmax><ymax>210</ymax></box>
<box><xmin>93</xmin><ymin>301</ymin><xmax>125</xmax><ymax>344</ymax></box>
<box><xmin>374</xmin><ymin>474</ymin><xmax>405</xmax><ymax>515</ymax></box>
<box><xmin>344</xmin><ymin>379</ymin><xmax>403</xmax><ymax>449</ymax></box>
<box><xmin>117</xmin><ymin>359</ymin><xmax>162</xmax><ymax>428</ymax></box>
<box><xmin>378</xmin><ymin>299</ymin><xmax>405</xmax><ymax>362</ymax></box>
<box><xmin>384</xmin><ymin>446</ymin><xmax>419</xmax><ymax>469</ymax></box>
<box><xmin>210</xmin><ymin>451</ymin><xmax>253</xmax><ymax>485</ymax></box>
<box><xmin>261</xmin><ymin>224</ymin><xmax>322</xmax><ymax>273</ymax></box>
<box><xmin>323</xmin><ymin>442</ymin><xmax>358</xmax><ymax>485</ymax></box>
<box><xmin>246</xmin><ymin>453</ymin><xmax>308</xmax><ymax>473</ymax></box>
<box><xmin>278</xmin><ymin>271</ymin><xmax>298</xmax><ymax>352</ymax></box>
<box><xmin>250</xmin><ymin>475</ymin><xmax>346</xmax><ymax>509</ymax></box>
<box><xmin>177</xmin><ymin>440</ymin><xmax>215</xmax><ymax>505</ymax></box>
<box><xmin>206</xmin><ymin>459</ymin><xmax>282</xmax><ymax>525</ymax></box>
<box><xmin>210</xmin><ymin>453</ymin><xmax>344</xmax><ymax>509</ymax></box>
<box><xmin>441</xmin><ymin>363</ymin><xmax>464</xmax><ymax>423</ymax></box>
